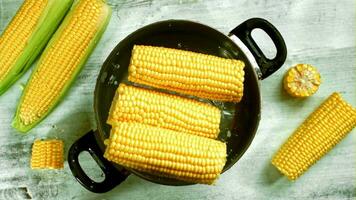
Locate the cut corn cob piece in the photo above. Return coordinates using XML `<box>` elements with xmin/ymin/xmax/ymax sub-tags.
<box><xmin>128</xmin><ymin>45</ymin><xmax>245</xmax><ymax>102</ymax></box>
<box><xmin>12</xmin><ymin>0</ymin><xmax>112</xmax><ymax>133</ymax></box>
<box><xmin>31</xmin><ymin>139</ymin><xmax>64</xmax><ymax>169</ymax></box>
<box><xmin>104</xmin><ymin>122</ymin><xmax>227</xmax><ymax>184</ymax></box>
<box><xmin>0</xmin><ymin>0</ymin><xmax>73</xmax><ymax>95</ymax></box>
<box><xmin>272</xmin><ymin>93</ymin><xmax>356</xmax><ymax>180</ymax></box>
<box><xmin>283</xmin><ymin>64</ymin><xmax>321</xmax><ymax>97</ymax></box>
<box><xmin>108</xmin><ymin>84</ymin><xmax>221</xmax><ymax>139</ymax></box>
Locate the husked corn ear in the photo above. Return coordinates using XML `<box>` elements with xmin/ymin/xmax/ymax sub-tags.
<box><xmin>31</xmin><ymin>139</ymin><xmax>64</xmax><ymax>169</ymax></box>
<box><xmin>0</xmin><ymin>0</ymin><xmax>73</xmax><ymax>95</ymax></box>
<box><xmin>128</xmin><ymin>45</ymin><xmax>245</xmax><ymax>102</ymax></box>
<box><xmin>272</xmin><ymin>93</ymin><xmax>356</xmax><ymax>180</ymax></box>
<box><xmin>104</xmin><ymin>122</ymin><xmax>227</xmax><ymax>184</ymax></box>
<box><xmin>12</xmin><ymin>0</ymin><xmax>112</xmax><ymax>132</ymax></box>
<box><xmin>283</xmin><ymin>64</ymin><xmax>321</xmax><ymax>97</ymax></box>
<box><xmin>108</xmin><ymin>84</ymin><xmax>221</xmax><ymax>138</ymax></box>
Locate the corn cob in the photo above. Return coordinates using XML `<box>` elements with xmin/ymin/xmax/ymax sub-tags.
<box><xmin>12</xmin><ymin>0</ymin><xmax>112</xmax><ymax>133</ymax></box>
<box><xmin>128</xmin><ymin>45</ymin><xmax>245</xmax><ymax>102</ymax></box>
<box><xmin>272</xmin><ymin>93</ymin><xmax>356</xmax><ymax>180</ymax></box>
<box><xmin>283</xmin><ymin>64</ymin><xmax>321</xmax><ymax>97</ymax></box>
<box><xmin>0</xmin><ymin>0</ymin><xmax>73</xmax><ymax>95</ymax></box>
<box><xmin>31</xmin><ymin>139</ymin><xmax>64</xmax><ymax>169</ymax></box>
<box><xmin>108</xmin><ymin>84</ymin><xmax>221</xmax><ymax>138</ymax></box>
<box><xmin>104</xmin><ymin>122</ymin><xmax>226</xmax><ymax>184</ymax></box>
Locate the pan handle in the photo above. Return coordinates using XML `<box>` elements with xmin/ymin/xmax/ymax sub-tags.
<box><xmin>229</xmin><ymin>18</ymin><xmax>287</xmax><ymax>79</ymax></box>
<box><xmin>68</xmin><ymin>130</ymin><xmax>130</xmax><ymax>193</ymax></box>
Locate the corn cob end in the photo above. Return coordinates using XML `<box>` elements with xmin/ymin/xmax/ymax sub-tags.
<box><xmin>31</xmin><ymin>139</ymin><xmax>64</xmax><ymax>169</ymax></box>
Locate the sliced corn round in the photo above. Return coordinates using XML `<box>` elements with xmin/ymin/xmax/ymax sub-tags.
<box><xmin>283</xmin><ymin>64</ymin><xmax>321</xmax><ymax>97</ymax></box>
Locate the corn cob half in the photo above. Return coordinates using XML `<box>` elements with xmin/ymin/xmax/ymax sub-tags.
<box><xmin>272</xmin><ymin>93</ymin><xmax>356</xmax><ymax>180</ymax></box>
<box><xmin>12</xmin><ymin>0</ymin><xmax>112</xmax><ymax>132</ymax></box>
<box><xmin>31</xmin><ymin>139</ymin><xmax>64</xmax><ymax>169</ymax></box>
<box><xmin>0</xmin><ymin>0</ymin><xmax>73</xmax><ymax>95</ymax></box>
<box><xmin>128</xmin><ymin>45</ymin><xmax>245</xmax><ymax>102</ymax></box>
<box><xmin>108</xmin><ymin>84</ymin><xmax>221</xmax><ymax>139</ymax></box>
<box><xmin>104</xmin><ymin>122</ymin><xmax>227</xmax><ymax>184</ymax></box>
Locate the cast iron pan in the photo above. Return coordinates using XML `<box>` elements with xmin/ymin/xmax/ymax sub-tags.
<box><xmin>68</xmin><ymin>18</ymin><xmax>287</xmax><ymax>193</ymax></box>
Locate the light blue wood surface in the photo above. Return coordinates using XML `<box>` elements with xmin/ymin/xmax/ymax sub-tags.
<box><xmin>0</xmin><ymin>0</ymin><xmax>355</xmax><ymax>199</ymax></box>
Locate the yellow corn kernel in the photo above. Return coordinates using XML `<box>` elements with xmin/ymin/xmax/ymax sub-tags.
<box><xmin>128</xmin><ymin>45</ymin><xmax>245</xmax><ymax>102</ymax></box>
<box><xmin>272</xmin><ymin>93</ymin><xmax>356</xmax><ymax>180</ymax></box>
<box><xmin>107</xmin><ymin>84</ymin><xmax>221</xmax><ymax>139</ymax></box>
<box><xmin>104</xmin><ymin>122</ymin><xmax>227</xmax><ymax>184</ymax></box>
<box><xmin>283</xmin><ymin>64</ymin><xmax>321</xmax><ymax>97</ymax></box>
<box><xmin>12</xmin><ymin>0</ymin><xmax>111</xmax><ymax>132</ymax></box>
<box><xmin>31</xmin><ymin>139</ymin><xmax>64</xmax><ymax>169</ymax></box>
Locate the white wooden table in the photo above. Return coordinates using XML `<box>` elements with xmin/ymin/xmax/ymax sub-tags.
<box><xmin>0</xmin><ymin>0</ymin><xmax>355</xmax><ymax>199</ymax></box>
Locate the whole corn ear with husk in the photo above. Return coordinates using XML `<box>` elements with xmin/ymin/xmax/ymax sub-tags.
<box><xmin>128</xmin><ymin>45</ymin><xmax>245</xmax><ymax>102</ymax></box>
<box><xmin>108</xmin><ymin>84</ymin><xmax>221</xmax><ymax>139</ymax></box>
<box><xmin>0</xmin><ymin>0</ymin><xmax>73</xmax><ymax>95</ymax></box>
<box><xmin>272</xmin><ymin>93</ymin><xmax>356</xmax><ymax>180</ymax></box>
<box><xmin>31</xmin><ymin>139</ymin><xmax>64</xmax><ymax>169</ymax></box>
<box><xmin>104</xmin><ymin>122</ymin><xmax>227</xmax><ymax>184</ymax></box>
<box><xmin>12</xmin><ymin>0</ymin><xmax>112</xmax><ymax>132</ymax></box>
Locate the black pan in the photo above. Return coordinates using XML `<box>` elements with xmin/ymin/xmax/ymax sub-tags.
<box><xmin>68</xmin><ymin>18</ymin><xmax>287</xmax><ymax>193</ymax></box>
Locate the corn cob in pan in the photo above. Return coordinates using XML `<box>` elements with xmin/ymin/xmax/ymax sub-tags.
<box><xmin>0</xmin><ymin>0</ymin><xmax>73</xmax><ymax>95</ymax></box>
<box><xmin>272</xmin><ymin>93</ymin><xmax>356</xmax><ymax>180</ymax></box>
<box><xmin>128</xmin><ymin>45</ymin><xmax>245</xmax><ymax>102</ymax></box>
<box><xmin>104</xmin><ymin>122</ymin><xmax>227</xmax><ymax>184</ymax></box>
<box><xmin>12</xmin><ymin>0</ymin><xmax>112</xmax><ymax>132</ymax></box>
<box><xmin>108</xmin><ymin>84</ymin><xmax>221</xmax><ymax>139</ymax></box>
